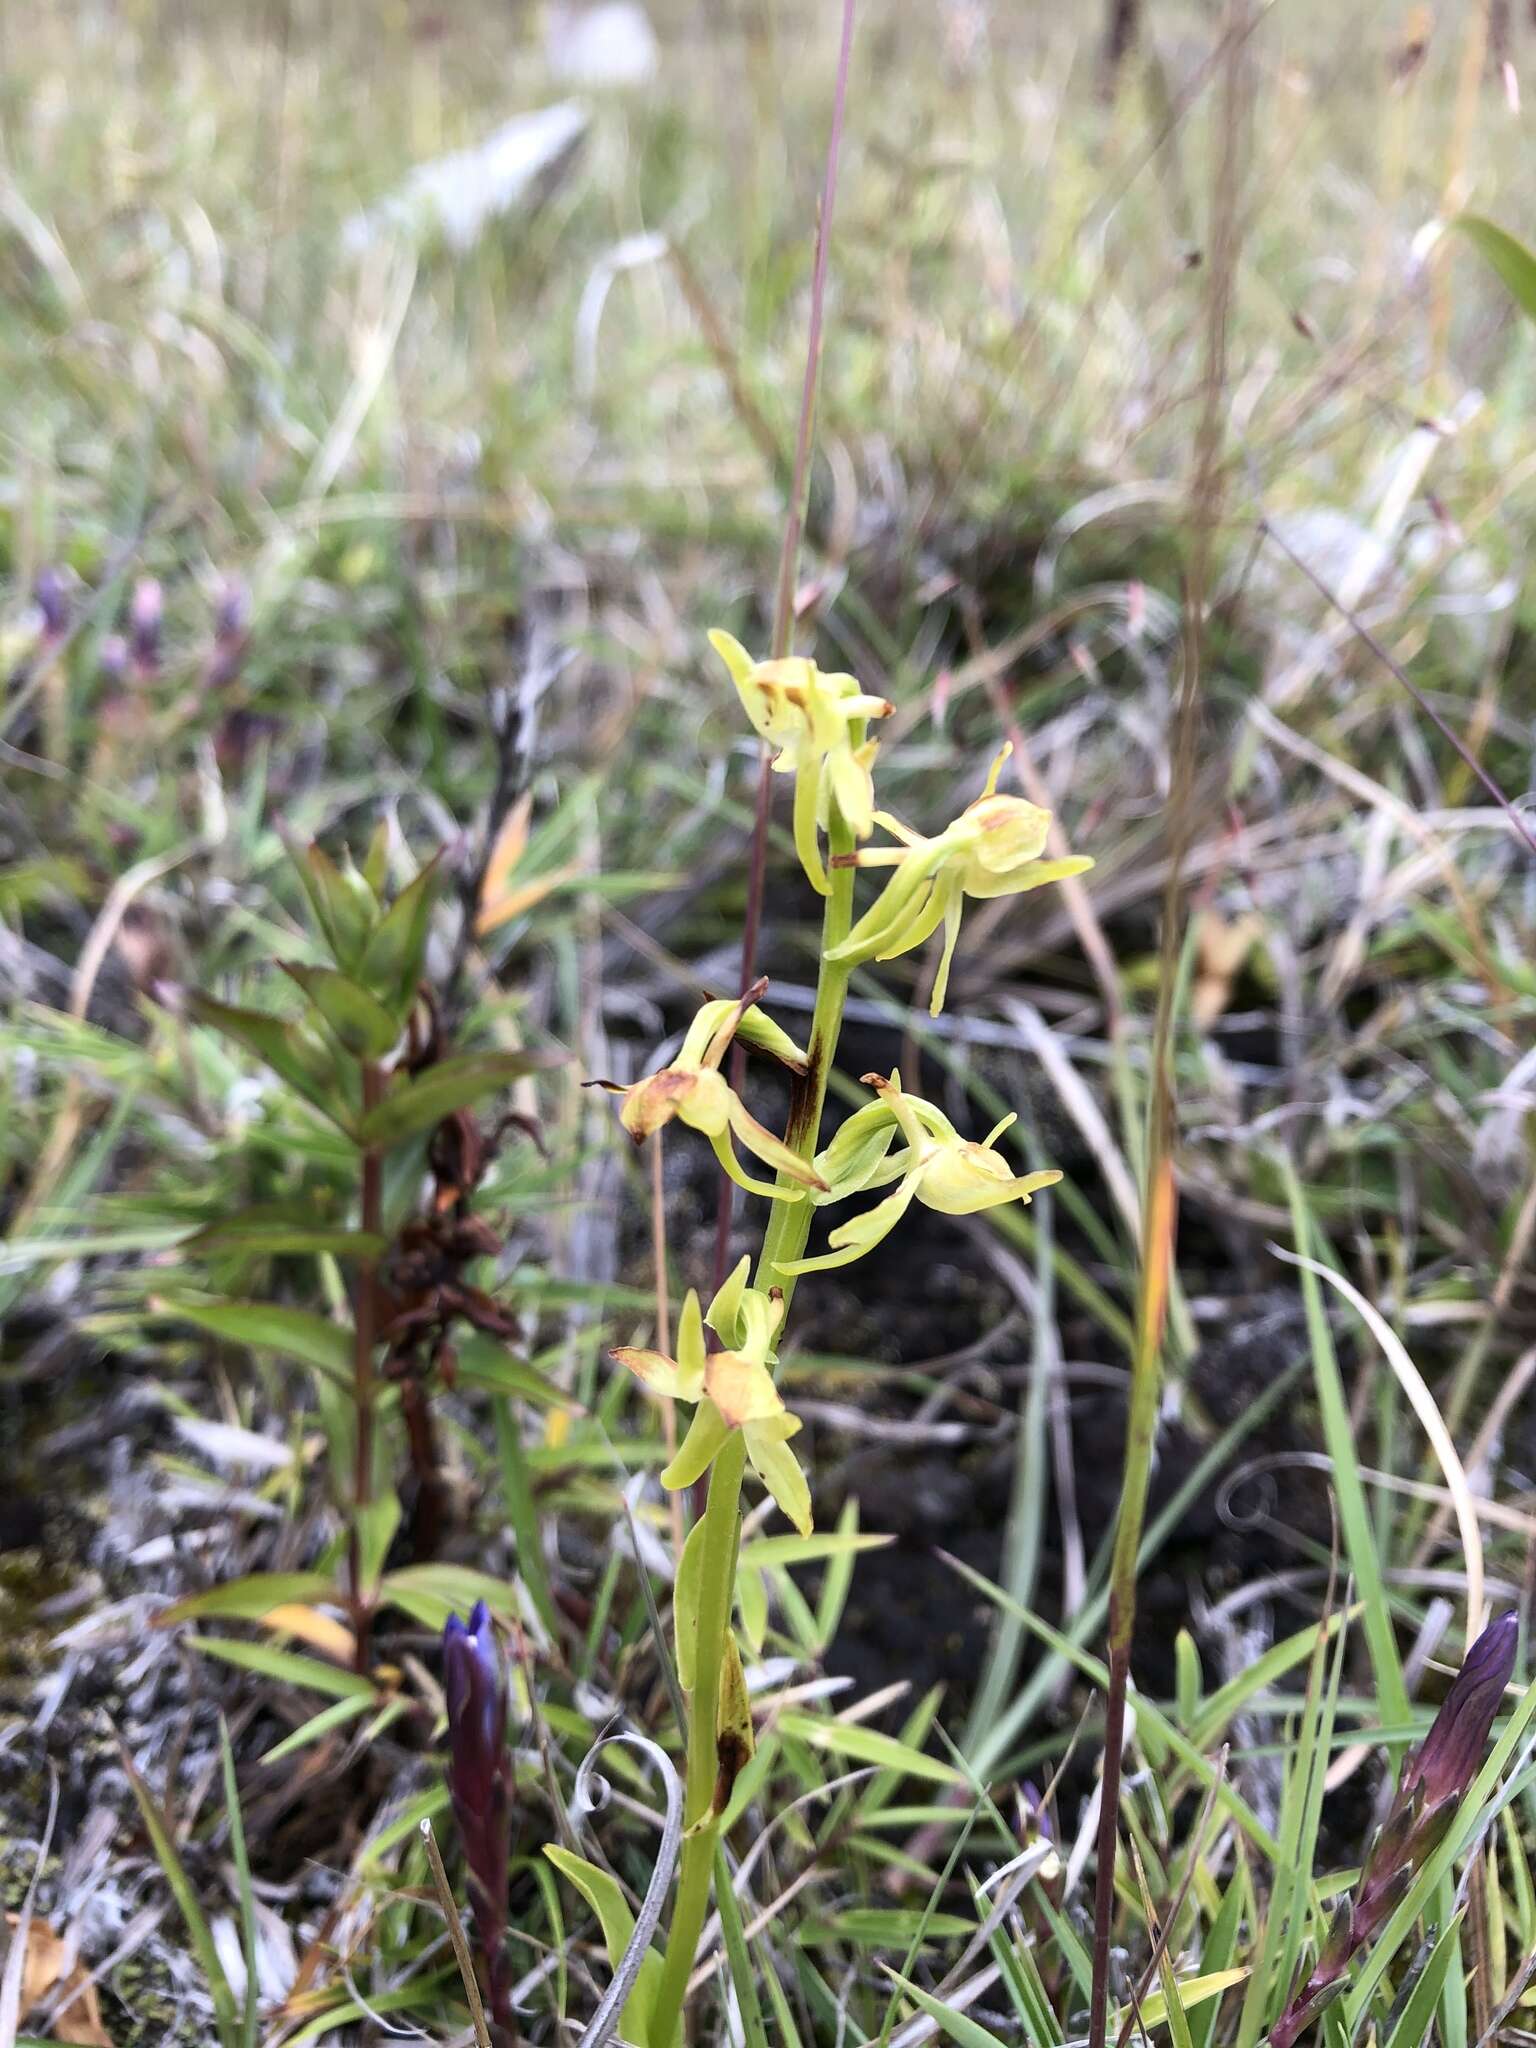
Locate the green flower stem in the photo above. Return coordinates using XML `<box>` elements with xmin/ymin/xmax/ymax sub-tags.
<box><xmin>649</xmin><ymin>809</ymin><xmax>856</xmax><ymax>2048</ymax></box>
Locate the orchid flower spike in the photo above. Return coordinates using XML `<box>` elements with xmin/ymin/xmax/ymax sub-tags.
<box><xmin>611</xmin><ymin>1258</ymin><xmax>812</xmax><ymax>1535</ymax></box>
<box><xmin>824</xmin><ymin>744</ymin><xmax>1092</xmax><ymax>1014</ymax></box>
<box><xmin>710</xmin><ymin>630</ymin><xmax>893</xmax><ymax>895</ymax></box>
<box><xmin>774</xmin><ymin>1071</ymin><xmax>1061</xmax><ymax>1278</ymax></box>
<box><xmin>588</xmin><ymin>980</ymin><xmax>827</xmax><ymax>1202</ymax></box>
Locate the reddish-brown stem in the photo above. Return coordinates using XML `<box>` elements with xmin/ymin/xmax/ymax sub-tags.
<box><xmin>1089</xmin><ymin>1637</ymin><xmax>1132</xmax><ymax>2033</ymax></box>
<box><xmin>401</xmin><ymin>1377</ymin><xmax>448</xmax><ymax>1562</ymax></box>
<box><xmin>352</xmin><ymin>1061</ymin><xmax>384</xmax><ymax>1671</ymax></box>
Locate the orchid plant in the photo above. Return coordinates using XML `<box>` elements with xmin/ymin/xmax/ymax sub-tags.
<box><xmin>588</xmin><ymin>630</ymin><xmax>1091</xmax><ymax>2048</ymax></box>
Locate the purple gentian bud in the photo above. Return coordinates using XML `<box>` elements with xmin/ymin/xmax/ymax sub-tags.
<box><xmin>34</xmin><ymin>568</ymin><xmax>68</xmax><ymax>644</ymax></box>
<box><xmin>442</xmin><ymin>1601</ymin><xmax>518</xmax><ymax>2047</ymax></box>
<box><xmin>444</xmin><ymin>1598</ymin><xmax>506</xmax><ymax>1813</ymax></box>
<box><xmin>97</xmin><ymin>633</ymin><xmax>130</xmax><ymax>689</ymax></box>
<box><xmin>1403</xmin><ymin>1610</ymin><xmax>1517</xmax><ymax>1808</ymax></box>
<box><xmin>128</xmin><ymin>577</ymin><xmax>162</xmax><ymax>679</ymax></box>
<box><xmin>208</xmin><ymin>575</ymin><xmax>248</xmax><ymax>690</ymax></box>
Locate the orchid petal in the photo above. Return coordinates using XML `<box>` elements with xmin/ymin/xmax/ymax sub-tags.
<box><xmin>662</xmin><ymin>1399</ymin><xmax>730</xmax><ymax>1490</ymax></box>
<box><xmin>793</xmin><ymin>743</ymin><xmax>829</xmax><ymax>894</ymax></box>
<box><xmin>611</xmin><ymin>1346</ymin><xmax>685</xmax><ymax>1398</ymax></box>
<box><xmin>773</xmin><ymin>1172</ymin><xmax>922</xmax><ymax>1277</ymax></box>
<box><xmin>725</xmin><ymin>1095</ymin><xmax>828</xmax><ymax>1189</ymax></box>
<box><xmin>708</xmin><ymin>1125</ymin><xmax>806</xmax><ymax>1203</ymax></box>
<box><xmin>746</xmin><ymin>1425</ymin><xmax>813</xmax><ymax>1536</ymax></box>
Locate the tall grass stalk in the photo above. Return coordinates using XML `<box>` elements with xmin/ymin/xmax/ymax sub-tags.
<box><xmin>1085</xmin><ymin>8</ymin><xmax>1249</xmax><ymax>2040</ymax></box>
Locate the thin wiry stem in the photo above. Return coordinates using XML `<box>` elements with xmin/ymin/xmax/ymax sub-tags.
<box><xmin>711</xmin><ymin>0</ymin><xmax>858</xmax><ymax>1290</ymax></box>
<box><xmin>421</xmin><ymin>1820</ymin><xmax>494</xmax><ymax>2048</ymax></box>
<box><xmin>1086</xmin><ymin>7</ymin><xmax>1248</xmax><ymax>2041</ymax></box>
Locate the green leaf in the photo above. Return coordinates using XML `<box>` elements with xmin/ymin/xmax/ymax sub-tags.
<box><xmin>361</xmin><ymin>818</ymin><xmax>392</xmax><ymax>899</ymax></box>
<box><xmin>260</xmin><ymin>1694</ymin><xmax>373</xmax><ymax>1764</ymax></box>
<box><xmin>1280</xmin><ymin>1161</ymin><xmax>1409</xmax><ymax>1729</ymax></box>
<box><xmin>1115</xmin><ymin>1971</ymin><xmax>1249</xmax><ymax>2034</ymax></box>
<box><xmin>121</xmin><ymin>1745</ymin><xmax>240</xmax><ymax>2047</ymax></box>
<box><xmin>737</xmin><ymin>1528</ymin><xmax>892</xmax><ymax>1571</ymax></box>
<box><xmin>282</xmin><ymin>964</ymin><xmax>402</xmax><ymax>1058</ymax></box>
<box><xmin>674</xmin><ymin>1515</ymin><xmax>708</xmax><ymax>1693</ymax></box>
<box><xmin>355</xmin><ymin>1491</ymin><xmax>401</xmax><ymax>1596</ymax></box>
<box><xmin>356</xmin><ymin>1048</ymin><xmax>562</xmax><ymax>1149</ymax></box>
<box><xmin>159</xmin><ymin>1571</ymin><xmax>338</xmax><ymax>1625</ymax></box>
<box><xmin>776</xmin><ymin>1711</ymin><xmax>964</xmax><ymax>1787</ymax></box>
<box><xmin>496</xmin><ymin>1403</ymin><xmax>559</xmax><ymax>1639</ymax></box>
<box><xmin>290</xmin><ymin>840</ymin><xmax>377</xmax><ymax>969</ymax></box>
<box><xmin>187</xmin><ymin>1635</ymin><xmax>376</xmax><ymax>1700</ymax></box>
<box><xmin>880</xmin><ymin>1967</ymin><xmax>1012</xmax><ymax>2048</ymax></box>
<box><xmin>380</xmin><ymin>1565</ymin><xmax>522</xmax><ymax>1632</ymax></box>
<box><xmin>358</xmin><ymin>853</ymin><xmax>443</xmax><ymax>1006</ymax></box>
<box><xmin>187</xmin><ymin>991</ymin><xmax>356</xmax><ymax>1131</ymax></box>
<box><xmin>714</xmin><ymin>1840</ymin><xmax>771</xmax><ymax>2048</ymax></box>
<box><xmin>219</xmin><ymin>1720</ymin><xmax>261</xmax><ymax>2048</ymax></box>
<box><xmin>544</xmin><ymin>1846</ymin><xmax>662</xmax><ymax>2048</ymax></box>
<box><xmin>1451</xmin><ymin>214</ymin><xmax>1536</xmax><ymax>323</ymax></box>
<box><xmin>824</xmin><ymin>1910</ymin><xmax>974</xmax><ymax>1944</ymax></box>
<box><xmin>160</xmin><ymin>1297</ymin><xmax>352</xmax><ymax>1387</ymax></box>
<box><xmin>1383</xmin><ymin>1916</ymin><xmax>1466</xmax><ymax>2048</ymax></box>
<box><xmin>454</xmin><ymin>1332</ymin><xmax>571</xmax><ymax>1406</ymax></box>
<box><xmin>185</xmin><ymin>1210</ymin><xmax>386</xmax><ymax>1259</ymax></box>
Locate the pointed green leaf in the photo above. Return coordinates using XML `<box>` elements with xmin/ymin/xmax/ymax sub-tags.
<box><xmin>121</xmin><ymin>1746</ymin><xmax>240</xmax><ymax>2046</ymax></box>
<box><xmin>453</xmin><ymin>1333</ymin><xmax>572</xmax><ymax>1406</ymax></box>
<box><xmin>776</xmin><ymin>1711</ymin><xmax>963</xmax><ymax>1787</ymax></box>
<box><xmin>880</xmin><ymin>1967</ymin><xmax>1012</xmax><ymax>2048</ymax></box>
<box><xmin>188</xmin><ymin>1635</ymin><xmax>376</xmax><ymax>1700</ymax></box>
<box><xmin>1451</xmin><ymin>214</ymin><xmax>1536</xmax><ymax>324</ymax></box>
<box><xmin>358</xmin><ymin>853</ymin><xmax>443</xmax><ymax>1007</ymax></box>
<box><xmin>187</xmin><ymin>992</ymin><xmax>356</xmax><ymax>1131</ymax></box>
<box><xmin>160</xmin><ymin>1297</ymin><xmax>352</xmax><ymax>1386</ymax></box>
<box><xmin>356</xmin><ymin>1048</ymin><xmax>562</xmax><ymax>1150</ymax></box>
<box><xmin>283</xmin><ymin>964</ymin><xmax>402</xmax><ymax>1058</ymax></box>
<box><xmin>185</xmin><ymin>1210</ymin><xmax>386</xmax><ymax>1259</ymax></box>
<box><xmin>159</xmin><ymin>1572</ymin><xmax>338</xmax><ymax>1626</ymax></box>
<box><xmin>380</xmin><ymin>1565</ymin><xmax>521</xmax><ymax>1632</ymax></box>
<box><xmin>261</xmin><ymin>1694</ymin><xmax>373</xmax><ymax>1765</ymax></box>
<box><xmin>544</xmin><ymin>1846</ymin><xmax>661</xmax><ymax>2048</ymax></box>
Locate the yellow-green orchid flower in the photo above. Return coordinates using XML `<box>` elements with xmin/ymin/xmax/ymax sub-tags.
<box><xmin>824</xmin><ymin>744</ymin><xmax>1093</xmax><ymax>1014</ymax></box>
<box><xmin>710</xmin><ymin>629</ymin><xmax>893</xmax><ymax>895</ymax></box>
<box><xmin>774</xmin><ymin>1071</ymin><xmax>1060</xmax><ymax>1278</ymax></box>
<box><xmin>611</xmin><ymin>1259</ymin><xmax>812</xmax><ymax>1535</ymax></box>
<box><xmin>589</xmin><ymin>982</ymin><xmax>827</xmax><ymax>1202</ymax></box>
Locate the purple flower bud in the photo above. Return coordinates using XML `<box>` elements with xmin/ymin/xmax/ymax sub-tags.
<box><xmin>128</xmin><ymin>577</ymin><xmax>162</xmax><ymax>677</ymax></box>
<box><xmin>34</xmin><ymin>568</ymin><xmax>68</xmax><ymax>643</ymax></box>
<box><xmin>444</xmin><ymin>1598</ymin><xmax>506</xmax><ymax>1806</ymax></box>
<box><xmin>442</xmin><ymin>1602</ymin><xmax>517</xmax><ymax>2045</ymax></box>
<box><xmin>208</xmin><ymin>576</ymin><xmax>249</xmax><ymax>690</ymax></box>
<box><xmin>1021</xmin><ymin>1780</ymin><xmax>1055</xmax><ymax>1845</ymax></box>
<box><xmin>1403</xmin><ymin>1611</ymin><xmax>1518</xmax><ymax>1808</ymax></box>
<box><xmin>98</xmin><ymin>633</ymin><xmax>130</xmax><ymax>688</ymax></box>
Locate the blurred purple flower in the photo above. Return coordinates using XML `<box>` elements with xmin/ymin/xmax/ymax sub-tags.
<box><xmin>128</xmin><ymin>577</ymin><xmax>162</xmax><ymax>679</ymax></box>
<box><xmin>208</xmin><ymin>575</ymin><xmax>249</xmax><ymax>690</ymax></box>
<box><xmin>34</xmin><ymin>568</ymin><xmax>68</xmax><ymax>644</ymax></box>
<box><xmin>443</xmin><ymin>1601</ymin><xmax>518</xmax><ymax>2047</ymax></box>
